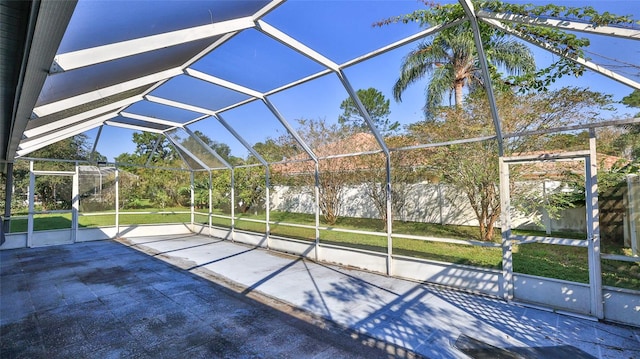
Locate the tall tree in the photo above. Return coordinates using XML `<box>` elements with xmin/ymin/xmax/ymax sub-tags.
<box><xmin>617</xmin><ymin>89</ymin><xmax>640</xmax><ymax>160</ymax></box>
<box><xmin>392</xmin><ymin>20</ymin><xmax>535</xmax><ymax>116</ymax></box>
<box><xmin>338</xmin><ymin>88</ymin><xmax>398</xmax><ymax>135</ymax></box>
<box><xmin>132</xmin><ymin>132</ymin><xmax>176</xmax><ymax>162</ymax></box>
<box><xmin>410</xmin><ymin>87</ymin><xmax>615</xmax><ymax>241</ymax></box>
<box><xmin>354</xmin><ymin>135</ymin><xmax>426</xmax><ymax>230</ymax></box>
<box><xmin>382</xmin><ymin>2</ymin><xmax>634</xmax><ymax>117</ymax></box>
<box><xmin>272</xmin><ymin>118</ymin><xmax>360</xmax><ymax>225</ymax></box>
<box><xmin>621</xmin><ymin>89</ymin><xmax>640</xmax><ymax>113</ymax></box>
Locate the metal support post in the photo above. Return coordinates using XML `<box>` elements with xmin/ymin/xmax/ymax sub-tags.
<box><xmin>27</xmin><ymin>161</ymin><xmax>35</xmax><ymax>247</ymax></box>
<box><xmin>209</xmin><ymin>171</ymin><xmax>213</xmax><ymax>237</ymax></box>
<box><xmin>190</xmin><ymin>171</ymin><xmax>195</xmax><ymax>228</ymax></box>
<box><xmin>314</xmin><ymin>162</ymin><xmax>320</xmax><ymax>261</ymax></box>
<box><xmin>1</xmin><ymin>163</ymin><xmax>14</xmax><ymax>245</ymax></box>
<box><xmin>586</xmin><ymin>129</ymin><xmax>604</xmax><ymax>319</ymax></box>
<box><xmin>265</xmin><ymin>166</ymin><xmax>271</xmax><ymax>249</ymax></box>
<box><xmin>72</xmin><ymin>163</ymin><xmax>79</xmax><ymax>243</ymax></box>
<box><xmin>628</xmin><ymin>174</ymin><xmax>639</xmax><ymax>256</ymax></box>
<box><xmin>231</xmin><ymin>168</ymin><xmax>235</xmax><ymax>242</ymax></box>
<box><xmin>498</xmin><ymin>157</ymin><xmax>513</xmax><ymax>300</ymax></box>
<box><xmin>385</xmin><ymin>155</ymin><xmax>393</xmax><ymax>276</ymax></box>
<box><xmin>115</xmin><ymin>166</ymin><xmax>120</xmax><ymax>238</ymax></box>
<box><xmin>89</xmin><ymin>126</ymin><xmax>103</xmax><ymax>162</ymax></box>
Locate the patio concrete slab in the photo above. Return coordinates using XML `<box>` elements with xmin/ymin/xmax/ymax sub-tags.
<box><xmin>121</xmin><ymin>234</ymin><xmax>640</xmax><ymax>359</ymax></box>
<box><xmin>0</xmin><ymin>239</ymin><xmax>414</xmax><ymax>358</ymax></box>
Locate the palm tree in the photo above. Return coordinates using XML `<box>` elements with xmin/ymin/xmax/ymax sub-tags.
<box><xmin>393</xmin><ymin>25</ymin><xmax>535</xmax><ymax>116</ymax></box>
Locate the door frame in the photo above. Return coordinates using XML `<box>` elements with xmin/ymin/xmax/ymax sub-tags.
<box><xmin>27</xmin><ymin>161</ymin><xmax>79</xmax><ymax>247</ymax></box>
<box><xmin>499</xmin><ymin>131</ymin><xmax>603</xmax><ymax>318</ymax></box>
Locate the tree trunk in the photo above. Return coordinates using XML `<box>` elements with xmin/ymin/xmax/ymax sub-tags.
<box><xmin>454</xmin><ymin>81</ymin><xmax>464</xmax><ymax>108</ymax></box>
<box><xmin>478</xmin><ymin>221</ymin><xmax>486</xmax><ymax>241</ymax></box>
<box><xmin>484</xmin><ymin>222</ymin><xmax>494</xmax><ymax>241</ymax></box>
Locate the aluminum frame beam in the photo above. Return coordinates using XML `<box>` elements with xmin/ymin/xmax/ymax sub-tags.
<box><xmin>104</xmin><ymin>121</ymin><xmax>165</xmax><ymax>134</ymax></box>
<box><xmin>476</xmin><ymin>10</ymin><xmax>640</xmax><ymax>40</ymax></box>
<box><xmin>256</xmin><ymin>20</ymin><xmax>340</xmax><ymax>72</ymax></box>
<box><xmin>165</xmin><ymin>134</ymin><xmax>211</xmax><ymax>171</ymax></box>
<box><xmin>341</xmin><ymin>18</ymin><xmax>467</xmax><ymax>68</ymax></box>
<box><xmin>459</xmin><ymin>0</ymin><xmax>505</xmax><ymax>156</ymax></box>
<box><xmin>148</xmin><ymin>91</ymin><xmax>319</xmax><ymax>164</ymax></box>
<box><xmin>184</xmin><ymin>68</ymin><xmax>263</xmax><ymax>98</ymax></box>
<box><xmin>335</xmin><ymin>70</ymin><xmax>390</xmax><ymax>156</ymax></box>
<box><xmin>183</xmin><ymin>127</ymin><xmax>233</xmax><ymax>169</ymax></box>
<box><xmin>261</xmin><ymin>98</ymin><xmax>317</xmax><ymax>162</ymax></box>
<box><xmin>216</xmin><ymin>114</ymin><xmax>268</xmax><ymax>167</ymax></box>
<box><xmin>50</xmin><ymin>17</ymin><xmax>256</xmax><ymax>73</ymax></box>
<box><xmin>144</xmin><ymin>136</ymin><xmax>163</xmax><ymax>167</ymax></box>
<box><xmin>145</xmin><ymin>95</ymin><xmax>217</xmax><ymax>116</ymax></box>
<box><xmin>163</xmin><ymin>135</ymin><xmax>195</xmax><ymax>171</ymax></box>
<box><xmin>119</xmin><ymin>112</ymin><xmax>186</xmax><ymax>128</ymax></box>
<box><xmin>89</xmin><ymin>125</ymin><xmax>103</xmax><ymax>162</ymax></box>
<box><xmin>482</xmin><ymin>18</ymin><xmax>640</xmax><ymax>90</ymax></box>
<box><xmin>17</xmin><ymin>122</ymin><xmax>99</xmax><ymax>157</ymax></box>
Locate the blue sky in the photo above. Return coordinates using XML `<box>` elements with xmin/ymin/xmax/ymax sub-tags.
<box><xmin>75</xmin><ymin>0</ymin><xmax>640</xmax><ymax>162</ymax></box>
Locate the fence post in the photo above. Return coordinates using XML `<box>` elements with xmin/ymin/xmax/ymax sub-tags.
<box><xmin>542</xmin><ymin>180</ymin><xmax>552</xmax><ymax>235</ymax></box>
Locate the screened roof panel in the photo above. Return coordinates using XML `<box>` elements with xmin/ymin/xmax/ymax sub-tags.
<box><xmin>27</xmin><ymin>85</ymin><xmax>151</xmax><ymax>132</ymax></box>
<box><xmin>93</xmin><ymin>126</ymin><xmax>141</xmax><ymax>162</ymax></box>
<box><xmin>262</xmin><ymin>0</ymin><xmax>422</xmax><ymax>64</ymax></box>
<box><xmin>6</xmin><ymin>0</ymin><xmax>639</xmax><ymax>170</ymax></box>
<box><xmin>23</xmin><ymin>111</ymin><xmax>108</xmax><ymax>144</ymax></box>
<box><xmin>341</xmin><ymin>47</ymin><xmax>426</xmax><ymax>134</ymax></box>
<box><xmin>38</xmin><ymin>38</ymin><xmax>214</xmax><ymax>106</ymax></box>
<box><xmin>554</xmin><ymin>28</ymin><xmax>640</xmax><ymax>86</ymax></box>
<box><xmin>148</xmin><ymin>75</ymin><xmax>252</xmax><ymax>112</ymax></box>
<box><xmin>58</xmin><ymin>0</ymin><xmax>269</xmax><ymax>53</ymax></box>
<box><xmin>189</xmin><ymin>29</ymin><xmax>326</xmax><ymax>93</ymax></box>
<box><xmin>172</xmin><ymin>143</ymin><xmax>206</xmax><ymax>171</ymax></box>
<box><xmin>124</xmin><ymin>101</ymin><xmax>204</xmax><ymax>124</ymax></box>
<box><xmin>219</xmin><ymin>100</ymin><xmax>309</xmax><ymax>162</ymax></box>
<box><xmin>187</xmin><ymin>117</ymin><xmax>251</xmax><ymax>162</ymax></box>
<box><xmin>166</xmin><ymin>128</ymin><xmax>226</xmax><ymax>169</ymax></box>
<box><xmin>107</xmin><ymin>116</ymin><xmax>172</xmax><ymax>132</ymax></box>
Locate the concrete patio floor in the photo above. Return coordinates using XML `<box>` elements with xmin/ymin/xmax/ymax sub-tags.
<box><xmin>2</xmin><ymin>234</ymin><xmax>640</xmax><ymax>358</ymax></box>
<box><xmin>0</xmin><ymin>237</ymin><xmax>412</xmax><ymax>358</ymax></box>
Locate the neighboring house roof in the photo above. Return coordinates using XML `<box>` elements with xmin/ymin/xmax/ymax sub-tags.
<box><xmin>514</xmin><ymin>151</ymin><xmax>628</xmax><ymax>180</ymax></box>
<box><xmin>273</xmin><ymin>134</ymin><xmax>628</xmax><ymax>180</ymax></box>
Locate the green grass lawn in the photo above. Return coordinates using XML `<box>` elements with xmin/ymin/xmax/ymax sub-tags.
<box><xmin>6</xmin><ymin>208</ymin><xmax>638</xmax><ymax>291</ymax></box>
